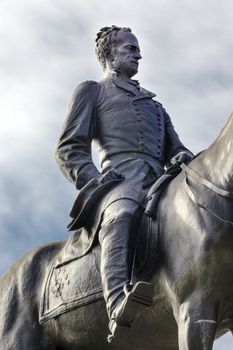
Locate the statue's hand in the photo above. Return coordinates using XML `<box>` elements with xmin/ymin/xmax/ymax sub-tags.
<box><xmin>170</xmin><ymin>151</ymin><xmax>193</xmax><ymax>166</ymax></box>
<box><xmin>97</xmin><ymin>169</ymin><xmax>125</xmax><ymax>184</ymax></box>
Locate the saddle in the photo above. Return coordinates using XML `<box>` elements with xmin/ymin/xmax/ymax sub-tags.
<box><xmin>39</xmin><ymin>215</ymin><xmax>158</xmax><ymax>323</ymax></box>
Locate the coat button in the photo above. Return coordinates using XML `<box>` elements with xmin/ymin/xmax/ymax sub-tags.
<box><xmin>139</xmin><ymin>143</ymin><xmax>145</xmax><ymax>151</ymax></box>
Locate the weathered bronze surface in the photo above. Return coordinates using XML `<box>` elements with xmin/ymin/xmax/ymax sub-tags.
<box><xmin>1</xmin><ymin>26</ymin><xmax>232</xmax><ymax>349</ymax></box>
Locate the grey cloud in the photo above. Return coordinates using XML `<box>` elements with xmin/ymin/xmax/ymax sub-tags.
<box><xmin>0</xmin><ymin>1</ymin><xmax>232</xmax><ymax>347</ymax></box>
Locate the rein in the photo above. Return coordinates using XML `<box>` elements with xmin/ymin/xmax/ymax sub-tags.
<box><xmin>184</xmin><ymin>164</ymin><xmax>233</xmax><ymax>198</ymax></box>
<box><xmin>183</xmin><ymin>164</ymin><xmax>233</xmax><ymax>226</ymax></box>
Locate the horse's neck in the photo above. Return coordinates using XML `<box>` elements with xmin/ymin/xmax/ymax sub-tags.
<box><xmin>191</xmin><ymin>113</ymin><xmax>233</xmax><ymax>191</ymax></box>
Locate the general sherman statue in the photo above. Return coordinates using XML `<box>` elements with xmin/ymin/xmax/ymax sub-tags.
<box><xmin>56</xmin><ymin>25</ymin><xmax>193</xmax><ymax>340</ymax></box>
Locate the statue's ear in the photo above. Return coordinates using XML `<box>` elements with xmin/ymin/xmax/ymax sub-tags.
<box><xmin>106</xmin><ymin>45</ymin><xmax>115</xmax><ymax>62</ymax></box>
<box><xmin>107</xmin><ymin>53</ymin><xmax>114</xmax><ymax>62</ymax></box>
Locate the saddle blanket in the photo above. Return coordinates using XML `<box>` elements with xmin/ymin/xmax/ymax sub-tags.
<box><xmin>39</xmin><ymin>245</ymin><xmax>102</xmax><ymax>323</ymax></box>
<box><xmin>39</xmin><ymin>216</ymin><xmax>158</xmax><ymax>323</ymax></box>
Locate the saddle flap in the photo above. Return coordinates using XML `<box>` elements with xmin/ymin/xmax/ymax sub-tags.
<box><xmin>39</xmin><ymin>246</ymin><xmax>103</xmax><ymax>323</ymax></box>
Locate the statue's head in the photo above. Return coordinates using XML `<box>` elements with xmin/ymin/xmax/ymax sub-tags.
<box><xmin>95</xmin><ymin>25</ymin><xmax>142</xmax><ymax>78</ymax></box>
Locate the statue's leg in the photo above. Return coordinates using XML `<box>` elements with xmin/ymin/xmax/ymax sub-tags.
<box><xmin>99</xmin><ymin>199</ymin><xmax>153</xmax><ymax>339</ymax></box>
<box><xmin>99</xmin><ymin>199</ymin><xmax>139</xmax><ymax>316</ymax></box>
<box><xmin>177</xmin><ymin>299</ymin><xmax>217</xmax><ymax>350</ymax></box>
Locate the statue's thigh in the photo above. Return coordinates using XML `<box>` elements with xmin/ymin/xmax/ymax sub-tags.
<box><xmin>102</xmin><ymin>199</ymin><xmax>139</xmax><ymax>225</ymax></box>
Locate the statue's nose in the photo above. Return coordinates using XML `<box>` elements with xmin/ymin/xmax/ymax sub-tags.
<box><xmin>135</xmin><ymin>52</ymin><xmax>142</xmax><ymax>60</ymax></box>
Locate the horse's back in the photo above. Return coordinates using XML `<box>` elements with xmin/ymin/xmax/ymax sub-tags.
<box><xmin>0</xmin><ymin>241</ymin><xmax>65</xmax><ymax>350</ymax></box>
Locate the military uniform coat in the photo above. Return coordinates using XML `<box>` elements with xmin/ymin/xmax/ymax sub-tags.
<box><xmin>56</xmin><ymin>71</ymin><xmax>191</xmax><ymax>257</ymax></box>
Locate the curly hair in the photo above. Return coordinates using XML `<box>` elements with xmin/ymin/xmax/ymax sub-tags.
<box><xmin>95</xmin><ymin>25</ymin><xmax>131</xmax><ymax>70</ymax></box>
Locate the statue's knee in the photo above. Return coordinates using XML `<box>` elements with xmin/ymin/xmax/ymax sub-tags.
<box><xmin>99</xmin><ymin>200</ymin><xmax>140</xmax><ymax>244</ymax></box>
<box><xmin>103</xmin><ymin>200</ymin><xmax>138</xmax><ymax>223</ymax></box>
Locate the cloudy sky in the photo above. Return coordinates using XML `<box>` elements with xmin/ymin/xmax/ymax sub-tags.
<box><xmin>0</xmin><ymin>0</ymin><xmax>233</xmax><ymax>347</ymax></box>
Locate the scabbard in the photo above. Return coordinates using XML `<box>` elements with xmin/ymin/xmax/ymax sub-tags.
<box><xmin>145</xmin><ymin>162</ymin><xmax>183</xmax><ymax>218</ymax></box>
<box><xmin>145</xmin><ymin>175</ymin><xmax>172</xmax><ymax>217</ymax></box>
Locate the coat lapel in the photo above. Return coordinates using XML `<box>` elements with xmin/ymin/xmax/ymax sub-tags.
<box><xmin>134</xmin><ymin>87</ymin><xmax>156</xmax><ymax>100</ymax></box>
<box><xmin>112</xmin><ymin>75</ymin><xmax>139</xmax><ymax>95</ymax></box>
<box><xmin>111</xmin><ymin>74</ymin><xmax>156</xmax><ymax>100</ymax></box>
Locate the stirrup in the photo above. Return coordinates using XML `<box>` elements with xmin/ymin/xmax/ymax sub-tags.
<box><xmin>108</xmin><ymin>281</ymin><xmax>153</xmax><ymax>342</ymax></box>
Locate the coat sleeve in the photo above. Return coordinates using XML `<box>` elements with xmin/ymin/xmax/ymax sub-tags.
<box><xmin>163</xmin><ymin>109</ymin><xmax>193</xmax><ymax>164</ymax></box>
<box><xmin>55</xmin><ymin>81</ymin><xmax>101</xmax><ymax>190</ymax></box>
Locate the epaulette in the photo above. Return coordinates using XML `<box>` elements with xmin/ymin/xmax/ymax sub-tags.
<box><xmin>85</xmin><ymin>80</ymin><xmax>98</xmax><ymax>85</ymax></box>
<box><xmin>154</xmin><ymin>100</ymin><xmax>163</xmax><ymax>107</ymax></box>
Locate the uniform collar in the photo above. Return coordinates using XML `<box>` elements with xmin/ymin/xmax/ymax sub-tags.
<box><xmin>107</xmin><ymin>71</ymin><xmax>156</xmax><ymax>99</ymax></box>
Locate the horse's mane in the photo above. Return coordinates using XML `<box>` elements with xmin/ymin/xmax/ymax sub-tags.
<box><xmin>198</xmin><ymin>113</ymin><xmax>233</xmax><ymax>159</ymax></box>
<box><xmin>188</xmin><ymin>112</ymin><xmax>233</xmax><ymax>189</ymax></box>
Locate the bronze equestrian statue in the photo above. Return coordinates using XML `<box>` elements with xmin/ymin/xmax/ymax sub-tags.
<box><xmin>55</xmin><ymin>25</ymin><xmax>193</xmax><ymax>340</ymax></box>
<box><xmin>1</xmin><ymin>25</ymin><xmax>233</xmax><ymax>350</ymax></box>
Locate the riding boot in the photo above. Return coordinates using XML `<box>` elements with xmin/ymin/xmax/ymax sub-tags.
<box><xmin>99</xmin><ymin>210</ymin><xmax>153</xmax><ymax>340</ymax></box>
